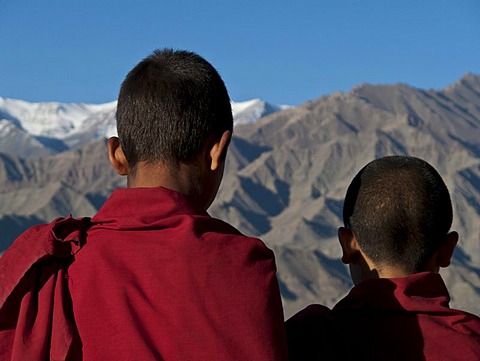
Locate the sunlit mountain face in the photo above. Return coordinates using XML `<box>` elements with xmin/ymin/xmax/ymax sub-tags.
<box><xmin>1</xmin><ymin>74</ymin><xmax>479</xmax><ymax>317</ymax></box>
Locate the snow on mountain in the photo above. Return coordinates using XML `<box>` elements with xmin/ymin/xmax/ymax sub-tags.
<box><xmin>232</xmin><ymin>99</ymin><xmax>291</xmax><ymax>125</ymax></box>
<box><xmin>0</xmin><ymin>97</ymin><xmax>117</xmax><ymax>139</ymax></box>
<box><xmin>0</xmin><ymin>97</ymin><xmax>288</xmax><ymax>157</ymax></box>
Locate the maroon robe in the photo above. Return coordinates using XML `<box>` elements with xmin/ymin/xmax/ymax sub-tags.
<box><xmin>286</xmin><ymin>272</ymin><xmax>480</xmax><ymax>361</ymax></box>
<box><xmin>0</xmin><ymin>187</ymin><xmax>287</xmax><ymax>360</ymax></box>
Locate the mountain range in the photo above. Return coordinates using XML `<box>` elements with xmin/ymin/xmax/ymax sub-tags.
<box><xmin>0</xmin><ymin>97</ymin><xmax>288</xmax><ymax>158</ymax></box>
<box><xmin>1</xmin><ymin>73</ymin><xmax>479</xmax><ymax>317</ymax></box>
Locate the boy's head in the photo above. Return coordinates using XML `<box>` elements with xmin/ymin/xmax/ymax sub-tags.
<box><xmin>108</xmin><ymin>49</ymin><xmax>233</xmax><ymax>209</ymax></box>
<box><xmin>116</xmin><ymin>48</ymin><xmax>233</xmax><ymax>169</ymax></box>
<box><xmin>339</xmin><ymin>156</ymin><xmax>458</xmax><ymax>283</ymax></box>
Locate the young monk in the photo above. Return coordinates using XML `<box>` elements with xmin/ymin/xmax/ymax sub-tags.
<box><xmin>0</xmin><ymin>49</ymin><xmax>287</xmax><ymax>360</ymax></box>
<box><xmin>286</xmin><ymin>156</ymin><xmax>480</xmax><ymax>361</ymax></box>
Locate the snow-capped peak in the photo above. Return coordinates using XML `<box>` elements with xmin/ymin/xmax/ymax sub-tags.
<box><xmin>0</xmin><ymin>97</ymin><xmax>117</xmax><ymax>139</ymax></box>
<box><xmin>232</xmin><ymin>99</ymin><xmax>291</xmax><ymax>125</ymax></box>
<box><xmin>0</xmin><ymin>97</ymin><xmax>290</xmax><ymax>158</ymax></box>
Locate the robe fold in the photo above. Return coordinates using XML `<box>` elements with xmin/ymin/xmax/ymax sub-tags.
<box><xmin>1</xmin><ymin>187</ymin><xmax>287</xmax><ymax>361</ymax></box>
<box><xmin>286</xmin><ymin>272</ymin><xmax>480</xmax><ymax>361</ymax></box>
<box><xmin>0</xmin><ymin>217</ymin><xmax>91</xmax><ymax>361</ymax></box>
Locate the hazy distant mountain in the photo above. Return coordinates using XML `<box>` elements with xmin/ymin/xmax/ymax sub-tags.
<box><xmin>0</xmin><ymin>97</ymin><xmax>287</xmax><ymax>158</ymax></box>
<box><xmin>1</xmin><ymin>73</ymin><xmax>479</xmax><ymax>317</ymax></box>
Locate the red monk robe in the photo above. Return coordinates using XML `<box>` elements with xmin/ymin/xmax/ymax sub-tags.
<box><xmin>286</xmin><ymin>272</ymin><xmax>480</xmax><ymax>361</ymax></box>
<box><xmin>0</xmin><ymin>187</ymin><xmax>287</xmax><ymax>360</ymax></box>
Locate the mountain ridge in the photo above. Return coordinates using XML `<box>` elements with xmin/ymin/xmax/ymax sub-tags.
<box><xmin>0</xmin><ymin>97</ymin><xmax>289</xmax><ymax>158</ymax></box>
<box><xmin>1</xmin><ymin>73</ymin><xmax>479</xmax><ymax>317</ymax></box>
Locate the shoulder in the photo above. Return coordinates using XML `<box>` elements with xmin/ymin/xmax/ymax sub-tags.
<box><xmin>6</xmin><ymin>216</ymin><xmax>91</xmax><ymax>247</ymax></box>
<box><xmin>194</xmin><ymin>213</ymin><xmax>252</xmax><ymax>237</ymax></box>
<box><xmin>286</xmin><ymin>304</ymin><xmax>333</xmax><ymax>332</ymax></box>
<box><xmin>10</xmin><ymin>220</ymin><xmax>56</xmax><ymax>242</ymax></box>
<box><xmin>0</xmin><ymin>222</ymin><xmax>53</xmax><ymax>299</ymax></box>
<box><xmin>444</xmin><ymin>307</ymin><xmax>480</xmax><ymax>335</ymax></box>
<box><xmin>1</xmin><ymin>216</ymin><xmax>91</xmax><ymax>279</ymax></box>
<box><xmin>1</xmin><ymin>220</ymin><xmax>57</xmax><ymax>264</ymax></box>
<box><xmin>193</xmin><ymin>215</ymin><xmax>275</xmax><ymax>259</ymax></box>
<box><xmin>286</xmin><ymin>305</ymin><xmax>341</xmax><ymax>361</ymax></box>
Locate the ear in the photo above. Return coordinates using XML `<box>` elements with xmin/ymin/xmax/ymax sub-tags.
<box><xmin>338</xmin><ymin>227</ymin><xmax>361</xmax><ymax>264</ymax></box>
<box><xmin>209</xmin><ymin>130</ymin><xmax>232</xmax><ymax>171</ymax></box>
<box><xmin>436</xmin><ymin>231</ymin><xmax>459</xmax><ymax>268</ymax></box>
<box><xmin>107</xmin><ymin>137</ymin><xmax>129</xmax><ymax>176</ymax></box>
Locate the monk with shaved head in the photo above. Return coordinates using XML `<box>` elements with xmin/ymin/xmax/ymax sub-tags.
<box><xmin>287</xmin><ymin>156</ymin><xmax>480</xmax><ymax>361</ymax></box>
<box><xmin>0</xmin><ymin>49</ymin><xmax>287</xmax><ymax>361</ymax></box>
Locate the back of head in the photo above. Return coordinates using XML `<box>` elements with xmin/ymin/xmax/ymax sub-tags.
<box><xmin>343</xmin><ymin>156</ymin><xmax>453</xmax><ymax>273</ymax></box>
<box><xmin>116</xmin><ymin>49</ymin><xmax>233</xmax><ymax>170</ymax></box>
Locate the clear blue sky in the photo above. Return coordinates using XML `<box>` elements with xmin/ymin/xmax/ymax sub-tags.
<box><xmin>1</xmin><ymin>0</ymin><xmax>479</xmax><ymax>105</ymax></box>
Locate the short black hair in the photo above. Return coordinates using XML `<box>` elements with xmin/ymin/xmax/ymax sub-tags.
<box><xmin>343</xmin><ymin>156</ymin><xmax>453</xmax><ymax>273</ymax></box>
<box><xmin>116</xmin><ymin>48</ymin><xmax>233</xmax><ymax>169</ymax></box>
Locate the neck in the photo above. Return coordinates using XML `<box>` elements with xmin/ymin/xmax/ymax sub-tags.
<box><xmin>375</xmin><ymin>265</ymin><xmax>410</xmax><ymax>279</ymax></box>
<box><xmin>128</xmin><ymin>161</ymin><xmax>205</xmax><ymax>205</ymax></box>
<box><xmin>351</xmin><ymin>252</ymin><xmax>411</xmax><ymax>284</ymax></box>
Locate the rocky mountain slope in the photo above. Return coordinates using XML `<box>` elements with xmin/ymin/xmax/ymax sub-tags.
<box><xmin>213</xmin><ymin>73</ymin><xmax>480</xmax><ymax>316</ymax></box>
<box><xmin>1</xmin><ymin>74</ymin><xmax>479</xmax><ymax>317</ymax></box>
